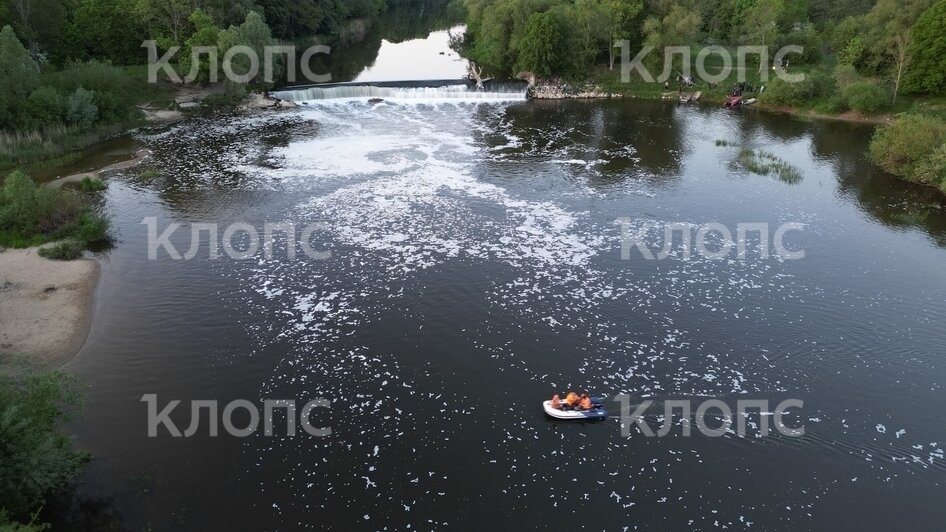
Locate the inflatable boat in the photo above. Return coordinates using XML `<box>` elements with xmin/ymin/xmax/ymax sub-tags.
<box><xmin>543</xmin><ymin>400</ymin><xmax>608</xmax><ymax>420</ymax></box>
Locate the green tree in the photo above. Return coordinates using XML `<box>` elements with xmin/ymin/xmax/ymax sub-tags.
<box><xmin>516</xmin><ymin>10</ymin><xmax>565</xmax><ymax>77</ymax></box>
<box><xmin>904</xmin><ymin>0</ymin><xmax>946</xmax><ymax>95</ymax></box>
<box><xmin>642</xmin><ymin>4</ymin><xmax>702</xmax><ymax>76</ymax></box>
<box><xmin>180</xmin><ymin>8</ymin><xmax>220</xmax><ymax>84</ymax></box>
<box><xmin>138</xmin><ymin>0</ymin><xmax>197</xmax><ymax>48</ymax></box>
<box><xmin>743</xmin><ymin>0</ymin><xmax>784</xmax><ymax>50</ymax></box>
<box><xmin>0</xmin><ymin>25</ymin><xmax>38</xmax><ymax>98</ymax></box>
<box><xmin>65</xmin><ymin>0</ymin><xmax>148</xmax><ymax>65</ymax></box>
<box><xmin>217</xmin><ymin>10</ymin><xmax>282</xmax><ymax>85</ymax></box>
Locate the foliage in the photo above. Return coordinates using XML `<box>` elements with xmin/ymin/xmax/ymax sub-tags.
<box><xmin>842</xmin><ymin>80</ymin><xmax>889</xmax><ymax>114</ymax></box>
<box><xmin>516</xmin><ymin>11</ymin><xmax>567</xmax><ymax>78</ymax></box>
<box><xmin>217</xmin><ymin>11</ymin><xmax>282</xmax><ymax>86</ymax></box>
<box><xmin>869</xmin><ymin>114</ymin><xmax>946</xmax><ymax>188</ymax></box>
<box><xmin>775</xmin><ymin>23</ymin><xmax>822</xmax><ymax>64</ymax></box>
<box><xmin>65</xmin><ymin>88</ymin><xmax>97</xmax><ymax>127</ymax></box>
<box><xmin>0</xmin><ymin>364</ymin><xmax>88</xmax><ymax>524</ymax></box>
<box><xmin>832</xmin><ymin>63</ymin><xmax>860</xmax><ymax>89</ymax></box>
<box><xmin>904</xmin><ymin>0</ymin><xmax>946</xmax><ymax>95</ymax></box>
<box><xmin>179</xmin><ymin>9</ymin><xmax>221</xmax><ymax>84</ymax></box>
<box><xmin>761</xmin><ymin>70</ymin><xmax>834</xmax><ymax>106</ymax></box>
<box><xmin>914</xmin><ymin>144</ymin><xmax>946</xmax><ymax>191</ymax></box>
<box><xmin>0</xmin><ymin>171</ymin><xmax>109</xmax><ymax>248</ymax></box>
<box><xmin>197</xmin><ymin>81</ymin><xmax>248</xmax><ymax>112</ymax></box>
<box><xmin>464</xmin><ymin>0</ymin><xmax>646</xmax><ymax>77</ymax></box>
<box><xmin>76</xmin><ymin>176</ymin><xmax>106</xmax><ymax>193</ymax></box>
<box><xmin>37</xmin><ymin>238</ymin><xmax>84</xmax><ymax>260</ymax></box>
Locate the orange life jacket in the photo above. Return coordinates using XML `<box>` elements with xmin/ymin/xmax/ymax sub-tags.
<box><xmin>565</xmin><ymin>392</ymin><xmax>580</xmax><ymax>406</ymax></box>
<box><xmin>579</xmin><ymin>397</ymin><xmax>593</xmax><ymax>410</ymax></box>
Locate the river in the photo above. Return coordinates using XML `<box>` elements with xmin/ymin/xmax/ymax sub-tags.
<box><xmin>57</xmin><ymin>22</ymin><xmax>946</xmax><ymax>532</ymax></box>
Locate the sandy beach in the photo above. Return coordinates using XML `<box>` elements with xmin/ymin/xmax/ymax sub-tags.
<box><xmin>0</xmin><ymin>248</ymin><xmax>99</xmax><ymax>367</ymax></box>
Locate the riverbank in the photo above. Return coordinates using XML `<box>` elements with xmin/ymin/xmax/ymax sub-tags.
<box><xmin>528</xmin><ymin>76</ymin><xmax>899</xmax><ymax>125</ymax></box>
<box><xmin>0</xmin><ymin>247</ymin><xmax>99</xmax><ymax>367</ymax></box>
<box><xmin>46</xmin><ymin>148</ymin><xmax>152</xmax><ymax>188</ymax></box>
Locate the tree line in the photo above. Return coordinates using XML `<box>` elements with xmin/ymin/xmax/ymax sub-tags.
<box><xmin>462</xmin><ymin>0</ymin><xmax>946</xmax><ymax>98</ymax></box>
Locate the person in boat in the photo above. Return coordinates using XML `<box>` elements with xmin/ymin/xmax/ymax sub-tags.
<box><xmin>551</xmin><ymin>394</ymin><xmax>563</xmax><ymax>410</ymax></box>
<box><xmin>564</xmin><ymin>391</ymin><xmax>580</xmax><ymax>408</ymax></box>
<box><xmin>578</xmin><ymin>393</ymin><xmax>593</xmax><ymax>411</ymax></box>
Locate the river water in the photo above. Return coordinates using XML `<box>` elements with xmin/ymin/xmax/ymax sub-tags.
<box><xmin>59</xmin><ymin>25</ymin><xmax>946</xmax><ymax>532</ymax></box>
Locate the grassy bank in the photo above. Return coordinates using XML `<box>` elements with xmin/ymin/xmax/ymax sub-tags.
<box><xmin>0</xmin><ymin>171</ymin><xmax>110</xmax><ymax>257</ymax></box>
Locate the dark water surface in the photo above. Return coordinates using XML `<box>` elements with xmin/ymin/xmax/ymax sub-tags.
<box><xmin>63</xmin><ymin>96</ymin><xmax>946</xmax><ymax>530</ymax></box>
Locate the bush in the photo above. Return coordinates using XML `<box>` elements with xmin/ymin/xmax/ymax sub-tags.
<box><xmin>65</xmin><ymin>88</ymin><xmax>98</xmax><ymax>127</ymax></box>
<box><xmin>0</xmin><ymin>171</ymin><xmax>109</xmax><ymax>248</ymax></box>
<box><xmin>842</xmin><ymin>81</ymin><xmax>889</xmax><ymax>114</ymax></box>
<box><xmin>38</xmin><ymin>239</ymin><xmax>84</xmax><ymax>260</ymax></box>
<box><xmin>0</xmin><ymin>365</ymin><xmax>88</xmax><ymax>523</ymax></box>
<box><xmin>763</xmin><ymin>71</ymin><xmax>834</xmax><ymax>107</ymax></box>
<box><xmin>77</xmin><ymin>176</ymin><xmax>106</xmax><ymax>193</ymax></box>
<box><xmin>24</xmin><ymin>87</ymin><xmax>66</xmax><ymax>129</ymax></box>
<box><xmin>832</xmin><ymin>64</ymin><xmax>860</xmax><ymax>90</ymax></box>
<box><xmin>870</xmin><ymin>114</ymin><xmax>946</xmax><ymax>184</ymax></box>
<box><xmin>776</xmin><ymin>24</ymin><xmax>823</xmax><ymax>65</ymax></box>
<box><xmin>814</xmin><ymin>95</ymin><xmax>849</xmax><ymax>114</ymax></box>
<box><xmin>915</xmin><ymin>144</ymin><xmax>946</xmax><ymax>192</ymax></box>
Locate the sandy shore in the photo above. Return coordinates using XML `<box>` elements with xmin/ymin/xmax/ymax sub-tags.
<box><xmin>0</xmin><ymin>248</ymin><xmax>99</xmax><ymax>367</ymax></box>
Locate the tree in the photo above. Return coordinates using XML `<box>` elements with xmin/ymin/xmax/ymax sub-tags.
<box><xmin>904</xmin><ymin>0</ymin><xmax>946</xmax><ymax>95</ymax></box>
<box><xmin>180</xmin><ymin>8</ymin><xmax>220</xmax><ymax>83</ymax></box>
<box><xmin>603</xmin><ymin>0</ymin><xmax>643</xmax><ymax>70</ymax></box>
<box><xmin>217</xmin><ymin>10</ymin><xmax>282</xmax><ymax>85</ymax></box>
<box><xmin>743</xmin><ymin>0</ymin><xmax>784</xmax><ymax>51</ymax></box>
<box><xmin>516</xmin><ymin>10</ymin><xmax>565</xmax><ymax>78</ymax></box>
<box><xmin>642</xmin><ymin>4</ymin><xmax>702</xmax><ymax>76</ymax></box>
<box><xmin>0</xmin><ymin>25</ymin><xmax>38</xmax><ymax>98</ymax></box>
<box><xmin>138</xmin><ymin>0</ymin><xmax>196</xmax><ymax>48</ymax></box>
<box><xmin>889</xmin><ymin>32</ymin><xmax>911</xmax><ymax>104</ymax></box>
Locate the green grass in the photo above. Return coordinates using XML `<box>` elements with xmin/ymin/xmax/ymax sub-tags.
<box><xmin>38</xmin><ymin>239</ymin><xmax>85</xmax><ymax>260</ymax></box>
<box><xmin>736</xmin><ymin>148</ymin><xmax>803</xmax><ymax>184</ymax></box>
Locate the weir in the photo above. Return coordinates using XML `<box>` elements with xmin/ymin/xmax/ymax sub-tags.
<box><xmin>270</xmin><ymin>79</ymin><xmax>528</xmax><ymax>103</ymax></box>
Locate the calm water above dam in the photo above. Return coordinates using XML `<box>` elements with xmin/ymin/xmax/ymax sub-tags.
<box><xmin>53</xmin><ymin>22</ymin><xmax>946</xmax><ymax>532</ymax></box>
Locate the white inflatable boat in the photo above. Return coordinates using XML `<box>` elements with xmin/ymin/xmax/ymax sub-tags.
<box><xmin>543</xmin><ymin>400</ymin><xmax>608</xmax><ymax>420</ymax></box>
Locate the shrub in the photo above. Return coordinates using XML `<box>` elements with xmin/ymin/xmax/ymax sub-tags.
<box><xmin>915</xmin><ymin>144</ymin><xmax>946</xmax><ymax>192</ymax></box>
<box><xmin>24</xmin><ymin>87</ymin><xmax>66</xmax><ymax>129</ymax></box>
<box><xmin>38</xmin><ymin>239</ymin><xmax>84</xmax><ymax>260</ymax></box>
<box><xmin>65</xmin><ymin>87</ymin><xmax>98</xmax><ymax>127</ymax></box>
<box><xmin>842</xmin><ymin>81</ymin><xmax>889</xmax><ymax>114</ymax></box>
<box><xmin>832</xmin><ymin>64</ymin><xmax>860</xmax><ymax>90</ymax></box>
<box><xmin>72</xmin><ymin>211</ymin><xmax>110</xmax><ymax>243</ymax></box>
<box><xmin>869</xmin><ymin>114</ymin><xmax>946</xmax><ymax>183</ymax></box>
<box><xmin>0</xmin><ymin>365</ymin><xmax>89</xmax><ymax>522</ymax></box>
<box><xmin>77</xmin><ymin>176</ymin><xmax>106</xmax><ymax>193</ymax></box>
<box><xmin>776</xmin><ymin>24</ymin><xmax>823</xmax><ymax>65</ymax></box>
<box><xmin>763</xmin><ymin>71</ymin><xmax>834</xmax><ymax>107</ymax></box>
<box><xmin>814</xmin><ymin>95</ymin><xmax>849</xmax><ymax>114</ymax></box>
<box><xmin>0</xmin><ymin>171</ymin><xmax>109</xmax><ymax>248</ymax></box>
<box><xmin>0</xmin><ymin>171</ymin><xmax>74</xmax><ymax>237</ymax></box>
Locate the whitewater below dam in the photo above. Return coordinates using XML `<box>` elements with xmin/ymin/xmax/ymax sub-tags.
<box><xmin>66</xmin><ymin>90</ymin><xmax>946</xmax><ymax>530</ymax></box>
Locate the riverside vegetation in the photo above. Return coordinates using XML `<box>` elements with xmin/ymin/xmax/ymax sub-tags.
<box><xmin>0</xmin><ymin>362</ymin><xmax>88</xmax><ymax>531</ymax></box>
<box><xmin>461</xmin><ymin>0</ymin><xmax>946</xmax><ymax>193</ymax></box>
